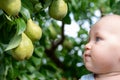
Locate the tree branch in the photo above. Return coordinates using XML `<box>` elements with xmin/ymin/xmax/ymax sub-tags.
<box><xmin>45</xmin><ymin>21</ymin><xmax>66</xmax><ymax>69</ymax></box>
<box><xmin>52</xmin><ymin>22</ymin><xmax>65</xmax><ymax>49</ymax></box>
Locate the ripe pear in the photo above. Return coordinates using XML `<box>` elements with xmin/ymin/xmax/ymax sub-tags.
<box><xmin>49</xmin><ymin>0</ymin><xmax>68</xmax><ymax>20</ymax></box>
<box><xmin>12</xmin><ymin>33</ymin><xmax>34</xmax><ymax>60</ymax></box>
<box><xmin>25</xmin><ymin>18</ymin><xmax>42</xmax><ymax>41</ymax></box>
<box><xmin>0</xmin><ymin>0</ymin><xmax>21</xmax><ymax>16</ymax></box>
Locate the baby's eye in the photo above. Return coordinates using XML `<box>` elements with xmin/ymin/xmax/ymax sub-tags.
<box><xmin>95</xmin><ymin>36</ymin><xmax>101</xmax><ymax>42</ymax></box>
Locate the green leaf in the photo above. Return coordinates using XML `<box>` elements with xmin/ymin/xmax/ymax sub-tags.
<box><xmin>42</xmin><ymin>0</ymin><xmax>52</xmax><ymax>9</ymax></box>
<box><xmin>0</xmin><ymin>14</ymin><xmax>6</xmax><ymax>30</ymax></box>
<box><xmin>5</xmin><ymin>18</ymin><xmax>26</xmax><ymax>51</ymax></box>
<box><xmin>21</xmin><ymin>0</ymin><xmax>34</xmax><ymax>14</ymax></box>
<box><xmin>5</xmin><ymin>34</ymin><xmax>22</xmax><ymax>51</ymax></box>
<box><xmin>20</xmin><ymin>6</ymin><xmax>31</xmax><ymax>20</ymax></box>
<box><xmin>33</xmin><ymin>71</ymin><xmax>46</xmax><ymax>79</ymax></box>
<box><xmin>19</xmin><ymin>74</ymin><xmax>31</xmax><ymax>80</ymax></box>
<box><xmin>31</xmin><ymin>56</ymin><xmax>42</xmax><ymax>67</ymax></box>
<box><xmin>15</xmin><ymin>18</ymin><xmax>26</xmax><ymax>35</ymax></box>
<box><xmin>62</xmin><ymin>12</ymin><xmax>71</xmax><ymax>24</ymax></box>
<box><xmin>0</xmin><ymin>63</ymin><xmax>5</xmax><ymax>80</ymax></box>
<box><xmin>26</xmin><ymin>63</ymin><xmax>36</xmax><ymax>73</ymax></box>
<box><xmin>110</xmin><ymin>0</ymin><xmax>115</xmax><ymax>7</ymax></box>
<box><xmin>34</xmin><ymin>47</ymin><xmax>44</xmax><ymax>58</ymax></box>
<box><xmin>112</xmin><ymin>1</ymin><xmax>120</xmax><ymax>14</ymax></box>
<box><xmin>0</xmin><ymin>43</ymin><xmax>7</xmax><ymax>54</ymax></box>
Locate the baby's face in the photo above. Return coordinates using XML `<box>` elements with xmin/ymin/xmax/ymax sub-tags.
<box><xmin>83</xmin><ymin>15</ymin><xmax>120</xmax><ymax>74</ymax></box>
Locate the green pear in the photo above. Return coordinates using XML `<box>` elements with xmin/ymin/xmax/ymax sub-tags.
<box><xmin>49</xmin><ymin>0</ymin><xmax>68</xmax><ymax>20</ymax></box>
<box><xmin>0</xmin><ymin>0</ymin><xmax>21</xmax><ymax>16</ymax></box>
<box><xmin>63</xmin><ymin>39</ymin><xmax>73</xmax><ymax>50</ymax></box>
<box><xmin>48</xmin><ymin>25</ymin><xmax>57</xmax><ymax>39</ymax></box>
<box><xmin>25</xmin><ymin>18</ymin><xmax>42</xmax><ymax>41</ymax></box>
<box><xmin>12</xmin><ymin>33</ymin><xmax>34</xmax><ymax>60</ymax></box>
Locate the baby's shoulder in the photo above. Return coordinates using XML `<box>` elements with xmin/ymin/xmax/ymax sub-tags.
<box><xmin>80</xmin><ymin>74</ymin><xmax>95</xmax><ymax>80</ymax></box>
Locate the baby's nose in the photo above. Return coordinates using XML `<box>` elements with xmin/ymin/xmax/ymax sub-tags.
<box><xmin>84</xmin><ymin>43</ymin><xmax>91</xmax><ymax>50</ymax></box>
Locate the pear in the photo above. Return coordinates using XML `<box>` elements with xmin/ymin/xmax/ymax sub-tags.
<box><xmin>12</xmin><ymin>33</ymin><xmax>34</xmax><ymax>60</ymax></box>
<box><xmin>0</xmin><ymin>0</ymin><xmax>21</xmax><ymax>16</ymax></box>
<box><xmin>25</xmin><ymin>18</ymin><xmax>42</xmax><ymax>41</ymax></box>
<box><xmin>63</xmin><ymin>39</ymin><xmax>73</xmax><ymax>50</ymax></box>
<box><xmin>49</xmin><ymin>0</ymin><xmax>68</xmax><ymax>20</ymax></box>
<box><xmin>48</xmin><ymin>25</ymin><xmax>57</xmax><ymax>39</ymax></box>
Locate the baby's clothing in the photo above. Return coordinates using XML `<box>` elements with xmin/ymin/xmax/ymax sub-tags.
<box><xmin>80</xmin><ymin>74</ymin><xmax>95</xmax><ymax>80</ymax></box>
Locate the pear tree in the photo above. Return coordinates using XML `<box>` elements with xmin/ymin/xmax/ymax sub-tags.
<box><xmin>0</xmin><ymin>0</ymin><xmax>119</xmax><ymax>80</ymax></box>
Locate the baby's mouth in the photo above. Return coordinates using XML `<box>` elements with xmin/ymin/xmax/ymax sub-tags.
<box><xmin>84</xmin><ymin>52</ymin><xmax>91</xmax><ymax>57</ymax></box>
<box><xmin>84</xmin><ymin>52</ymin><xmax>91</xmax><ymax>61</ymax></box>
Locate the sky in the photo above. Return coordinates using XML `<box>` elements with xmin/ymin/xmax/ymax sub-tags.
<box><xmin>64</xmin><ymin>10</ymin><xmax>101</xmax><ymax>38</ymax></box>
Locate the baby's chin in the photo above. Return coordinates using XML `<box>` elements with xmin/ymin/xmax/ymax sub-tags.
<box><xmin>85</xmin><ymin>67</ymin><xmax>110</xmax><ymax>75</ymax></box>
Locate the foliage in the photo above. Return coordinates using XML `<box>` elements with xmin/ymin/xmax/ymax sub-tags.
<box><xmin>0</xmin><ymin>0</ymin><xmax>120</xmax><ymax>80</ymax></box>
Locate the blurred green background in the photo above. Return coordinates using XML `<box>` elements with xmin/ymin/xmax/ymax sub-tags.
<box><xmin>0</xmin><ymin>0</ymin><xmax>120</xmax><ymax>80</ymax></box>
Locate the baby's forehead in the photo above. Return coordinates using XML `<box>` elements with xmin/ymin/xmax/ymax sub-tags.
<box><xmin>89</xmin><ymin>15</ymin><xmax>120</xmax><ymax>36</ymax></box>
<box><xmin>100</xmin><ymin>14</ymin><xmax>120</xmax><ymax>20</ymax></box>
<box><xmin>91</xmin><ymin>15</ymin><xmax>120</xmax><ymax>30</ymax></box>
<box><xmin>100</xmin><ymin>15</ymin><xmax>120</xmax><ymax>24</ymax></box>
<box><xmin>96</xmin><ymin>15</ymin><xmax>120</xmax><ymax>24</ymax></box>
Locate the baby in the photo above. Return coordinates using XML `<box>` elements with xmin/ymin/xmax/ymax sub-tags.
<box><xmin>80</xmin><ymin>14</ymin><xmax>120</xmax><ymax>80</ymax></box>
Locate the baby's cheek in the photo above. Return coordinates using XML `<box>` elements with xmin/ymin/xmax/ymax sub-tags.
<box><xmin>108</xmin><ymin>44</ymin><xmax>120</xmax><ymax>58</ymax></box>
<box><xmin>91</xmin><ymin>48</ymin><xmax>110</xmax><ymax>64</ymax></box>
